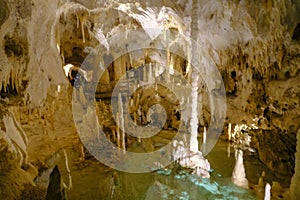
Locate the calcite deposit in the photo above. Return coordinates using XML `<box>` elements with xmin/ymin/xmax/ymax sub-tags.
<box><xmin>0</xmin><ymin>0</ymin><xmax>299</xmax><ymax>199</ymax></box>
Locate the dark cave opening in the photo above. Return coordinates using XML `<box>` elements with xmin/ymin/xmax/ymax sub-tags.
<box><xmin>292</xmin><ymin>23</ymin><xmax>300</xmax><ymax>41</ymax></box>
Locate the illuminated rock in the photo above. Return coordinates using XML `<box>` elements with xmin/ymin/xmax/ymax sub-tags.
<box><xmin>232</xmin><ymin>149</ymin><xmax>248</xmax><ymax>188</ymax></box>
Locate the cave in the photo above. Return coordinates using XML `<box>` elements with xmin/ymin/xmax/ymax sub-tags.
<box><xmin>292</xmin><ymin>23</ymin><xmax>300</xmax><ymax>41</ymax></box>
<box><xmin>0</xmin><ymin>0</ymin><xmax>300</xmax><ymax>199</ymax></box>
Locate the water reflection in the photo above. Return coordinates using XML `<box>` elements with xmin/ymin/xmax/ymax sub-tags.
<box><xmin>40</xmin><ymin>140</ymin><xmax>270</xmax><ymax>199</ymax></box>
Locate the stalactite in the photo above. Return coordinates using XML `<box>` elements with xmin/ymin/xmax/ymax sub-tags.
<box><xmin>118</xmin><ymin>93</ymin><xmax>125</xmax><ymax>153</ymax></box>
<box><xmin>76</xmin><ymin>14</ymin><xmax>79</xmax><ymax>29</ymax></box>
<box><xmin>116</xmin><ymin>113</ymin><xmax>120</xmax><ymax>148</ymax></box>
<box><xmin>80</xmin><ymin>14</ymin><xmax>86</xmax><ymax>43</ymax></box>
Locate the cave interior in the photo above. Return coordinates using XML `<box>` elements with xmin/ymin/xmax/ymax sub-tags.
<box><xmin>0</xmin><ymin>0</ymin><xmax>300</xmax><ymax>199</ymax></box>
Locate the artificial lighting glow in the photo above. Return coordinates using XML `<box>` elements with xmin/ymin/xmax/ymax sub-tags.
<box><xmin>63</xmin><ymin>64</ymin><xmax>74</xmax><ymax>77</ymax></box>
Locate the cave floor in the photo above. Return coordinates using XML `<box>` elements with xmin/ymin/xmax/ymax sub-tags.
<box><xmin>23</xmin><ymin>113</ymin><xmax>285</xmax><ymax>199</ymax></box>
<box><xmin>34</xmin><ymin>139</ymin><xmax>273</xmax><ymax>200</ymax></box>
<box><xmin>6</xmin><ymin>93</ymin><xmax>286</xmax><ymax>199</ymax></box>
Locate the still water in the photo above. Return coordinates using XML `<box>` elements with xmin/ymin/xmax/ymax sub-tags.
<box><xmin>40</xmin><ymin>136</ymin><xmax>277</xmax><ymax>200</ymax></box>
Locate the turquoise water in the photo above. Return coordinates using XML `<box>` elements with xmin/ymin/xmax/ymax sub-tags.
<box><xmin>45</xmin><ymin>139</ymin><xmax>266</xmax><ymax>199</ymax></box>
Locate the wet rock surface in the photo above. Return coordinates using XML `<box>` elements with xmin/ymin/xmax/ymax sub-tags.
<box><xmin>0</xmin><ymin>0</ymin><xmax>299</xmax><ymax>199</ymax></box>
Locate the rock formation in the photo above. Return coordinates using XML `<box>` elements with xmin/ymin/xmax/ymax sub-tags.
<box><xmin>45</xmin><ymin>166</ymin><xmax>66</xmax><ymax>200</ymax></box>
<box><xmin>232</xmin><ymin>149</ymin><xmax>249</xmax><ymax>188</ymax></box>
<box><xmin>0</xmin><ymin>112</ymin><xmax>37</xmax><ymax>199</ymax></box>
<box><xmin>0</xmin><ymin>0</ymin><xmax>299</xmax><ymax>198</ymax></box>
<box><xmin>289</xmin><ymin>130</ymin><xmax>300</xmax><ymax>199</ymax></box>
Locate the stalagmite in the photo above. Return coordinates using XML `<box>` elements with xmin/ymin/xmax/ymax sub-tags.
<box><xmin>0</xmin><ymin>1</ymin><xmax>299</xmax><ymax>199</ymax></box>
<box><xmin>262</xmin><ymin>171</ymin><xmax>266</xmax><ymax>178</ymax></box>
<box><xmin>227</xmin><ymin>143</ymin><xmax>230</xmax><ymax>158</ymax></box>
<box><xmin>172</xmin><ymin>140</ymin><xmax>211</xmax><ymax>178</ymax></box>
<box><xmin>258</xmin><ymin>177</ymin><xmax>264</xmax><ymax>188</ymax></box>
<box><xmin>232</xmin><ymin>149</ymin><xmax>248</xmax><ymax>188</ymax></box>
<box><xmin>189</xmin><ymin>0</ymin><xmax>200</xmax><ymax>153</ymax></box>
<box><xmin>189</xmin><ymin>71</ymin><xmax>199</xmax><ymax>153</ymax></box>
<box><xmin>80</xmin><ymin>145</ymin><xmax>85</xmax><ymax>161</ymax></box>
<box><xmin>264</xmin><ymin>183</ymin><xmax>271</xmax><ymax>200</ymax></box>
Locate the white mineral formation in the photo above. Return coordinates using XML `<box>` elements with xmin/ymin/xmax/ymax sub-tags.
<box><xmin>189</xmin><ymin>0</ymin><xmax>200</xmax><ymax>154</ymax></box>
<box><xmin>0</xmin><ymin>0</ymin><xmax>299</xmax><ymax>199</ymax></box>
<box><xmin>264</xmin><ymin>183</ymin><xmax>271</xmax><ymax>200</ymax></box>
<box><xmin>232</xmin><ymin>149</ymin><xmax>248</xmax><ymax>188</ymax></box>
<box><xmin>173</xmin><ymin>140</ymin><xmax>210</xmax><ymax>178</ymax></box>
<box><xmin>3</xmin><ymin>113</ymin><xmax>29</xmax><ymax>166</ymax></box>
<box><xmin>202</xmin><ymin>126</ymin><xmax>207</xmax><ymax>153</ymax></box>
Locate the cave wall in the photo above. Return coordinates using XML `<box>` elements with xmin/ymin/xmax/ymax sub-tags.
<box><xmin>0</xmin><ymin>0</ymin><xmax>67</xmax><ymax>106</ymax></box>
<box><xmin>1</xmin><ymin>0</ymin><xmax>298</xmax><ymax>115</ymax></box>
<box><xmin>0</xmin><ymin>0</ymin><xmax>299</xmax><ymax>197</ymax></box>
<box><xmin>193</xmin><ymin>0</ymin><xmax>300</xmax><ymax>179</ymax></box>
